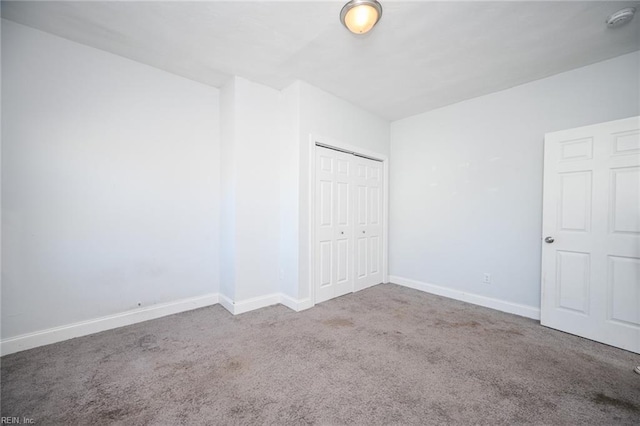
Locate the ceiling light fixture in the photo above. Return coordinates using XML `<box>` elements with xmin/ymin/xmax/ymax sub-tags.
<box><xmin>340</xmin><ymin>0</ymin><xmax>383</xmax><ymax>35</ymax></box>
<box><xmin>606</xmin><ymin>7</ymin><xmax>636</xmax><ymax>28</ymax></box>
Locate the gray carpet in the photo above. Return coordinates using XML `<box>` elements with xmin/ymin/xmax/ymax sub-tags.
<box><xmin>1</xmin><ymin>283</ymin><xmax>639</xmax><ymax>425</ymax></box>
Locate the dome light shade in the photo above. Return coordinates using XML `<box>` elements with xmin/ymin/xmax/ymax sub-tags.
<box><xmin>606</xmin><ymin>7</ymin><xmax>636</xmax><ymax>28</ymax></box>
<box><xmin>340</xmin><ymin>0</ymin><xmax>383</xmax><ymax>35</ymax></box>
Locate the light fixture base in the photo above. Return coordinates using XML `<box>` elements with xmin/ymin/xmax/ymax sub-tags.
<box><xmin>606</xmin><ymin>7</ymin><xmax>636</xmax><ymax>28</ymax></box>
<box><xmin>340</xmin><ymin>0</ymin><xmax>383</xmax><ymax>35</ymax></box>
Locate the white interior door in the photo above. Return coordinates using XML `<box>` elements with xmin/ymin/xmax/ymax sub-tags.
<box><xmin>315</xmin><ymin>146</ymin><xmax>384</xmax><ymax>304</ymax></box>
<box><xmin>353</xmin><ymin>155</ymin><xmax>384</xmax><ymax>291</ymax></box>
<box><xmin>316</xmin><ymin>146</ymin><xmax>355</xmax><ymax>303</ymax></box>
<box><xmin>541</xmin><ymin>116</ymin><xmax>640</xmax><ymax>353</ymax></box>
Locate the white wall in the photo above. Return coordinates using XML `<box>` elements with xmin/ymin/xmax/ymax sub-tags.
<box><xmin>390</xmin><ymin>52</ymin><xmax>640</xmax><ymax>311</ymax></box>
<box><xmin>1</xmin><ymin>20</ymin><xmax>220</xmax><ymax>339</ymax></box>
<box><xmin>219</xmin><ymin>79</ymin><xmax>237</xmax><ymax>301</ymax></box>
<box><xmin>278</xmin><ymin>83</ymin><xmax>301</xmax><ymax>300</ymax></box>
<box><xmin>13</xmin><ymin>8</ymin><xmax>632</xmax><ymax>343</ymax></box>
<box><xmin>231</xmin><ymin>77</ymin><xmax>281</xmax><ymax>301</ymax></box>
<box><xmin>1</xmin><ymin>18</ymin><xmax>389</xmax><ymax>340</ymax></box>
<box><xmin>220</xmin><ymin>79</ymin><xmax>391</xmax><ymax>307</ymax></box>
<box><xmin>220</xmin><ymin>78</ymin><xmax>388</xmax><ymax>307</ymax></box>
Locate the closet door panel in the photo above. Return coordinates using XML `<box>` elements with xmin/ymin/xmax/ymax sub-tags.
<box><xmin>353</xmin><ymin>156</ymin><xmax>384</xmax><ymax>291</ymax></box>
<box><xmin>315</xmin><ymin>147</ymin><xmax>354</xmax><ymax>303</ymax></box>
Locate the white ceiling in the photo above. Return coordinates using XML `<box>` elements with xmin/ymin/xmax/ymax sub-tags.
<box><xmin>2</xmin><ymin>1</ymin><xmax>639</xmax><ymax>121</ymax></box>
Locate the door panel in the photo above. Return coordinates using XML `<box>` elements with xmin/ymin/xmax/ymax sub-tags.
<box><xmin>357</xmin><ymin>185</ymin><xmax>367</xmax><ymax>224</ymax></box>
<box><xmin>612</xmin><ymin>130</ymin><xmax>640</xmax><ymax>155</ymax></box>
<box><xmin>319</xmin><ymin>180</ymin><xmax>332</xmax><ymax>226</ymax></box>
<box><xmin>559</xmin><ymin>137</ymin><xmax>593</xmax><ymax>161</ymax></box>
<box><xmin>319</xmin><ymin>241</ymin><xmax>332</xmax><ymax>287</ymax></box>
<box><xmin>608</xmin><ymin>256</ymin><xmax>640</xmax><ymax>326</ymax></box>
<box><xmin>558</xmin><ymin>171</ymin><xmax>592</xmax><ymax>232</ymax></box>
<box><xmin>370</xmin><ymin>236</ymin><xmax>380</xmax><ymax>275</ymax></box>
<box><xmin>541</xmin><ymin>116</ymin><xmax>640</xmax><ymax>353</ymax></box>
<box><xmin>556</xmin><ymin>250</ymin><xmax>590</xmax><ymax>314</ymax></box>
<box><xmin>337</xmin><ymin>182</ymin><xmax>350</xmax><ymax>225</ymax></box>
<box><xmin>315</xmin><ymin>147</ymin><xmax>354</xmax><ymax>303</ymax></box>
<box><xmin>610</xmin><ymin>167</ymin><xmax>640</xmax><ymax>233</ymax></box>
<box><xmin>357</xmin><ymin>237</ymin><xmax>367</xmax><ymax>278</ymax></box>
<box><xmin>336</xmin><ymin>238</ymin><xmax>349</xmax><ymax>283</ymax></box>
<box><xmin>370</xmin><ymin>186</ymin><xmax>380</xmax><ymax>225</ymax></box>
<box><xmin>353</xmin><ymin>156</ymin><xmax>384</xmax><ymax>291</ymax></box>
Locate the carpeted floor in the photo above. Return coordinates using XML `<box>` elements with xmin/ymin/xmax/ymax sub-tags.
<box><xmin>1</xmin><ymin>283</ymin><xmax>639</xmax><ymax>425</ymax></box>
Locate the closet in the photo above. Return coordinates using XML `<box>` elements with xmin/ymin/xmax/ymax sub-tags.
<box><xmin>315</xmin><ymin>145</ymin><xmax>384</xmax><ymax>303</ymax></box>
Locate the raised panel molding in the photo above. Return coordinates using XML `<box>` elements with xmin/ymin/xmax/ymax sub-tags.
<box><xmin>559</xmin><ymin>137</ymin><xmax>593</xmax><ymax>161</ymax></box>
<box><xmin>319</xmin><ymin>240</ymin><xmax>332</xmax><ymax>287</ymax></box>
<box><xmin>357</xmin><ymin>185</ymin><xmax>367</xmax><ymax>224</ymax></box>
<box><xmin>610</xmin><ymin>167</ymin><xmax>640</xmax><ymax>234</ymax></box>
<box><xmin>612</xmin><ymin>130</ymin><xmax>640</xmax><ymax>156</ymax></box>
<box><xmin>555</xmin><ymin>251</ymin><xmax>590</xmax><ymax>314</ymax></box>
<box><xmin>367</xmin><ymin>165</ymin><xmax>380</xmax><ymax>180</ymax></box>
<box><xmin>320</xmin><ymin>155</ymin><xmax>332</xmax><ymax>172</ymax></box>
<box><xmin>337</xmin><ymin>182</ymin><xmax>349</xmax><ymax>225</ymax></box>
<box><xmin>558</xmin><ymin>171</ymin><xmax>592</xmax><ymax>232</ymax></box>
<box><xmin>357</xmin><ymin>237</ymin><xmax>367</xmax><ymax>277</ymax></box>
<box><xmin>608</xmin><ymin>256</ymin><xmax>640</xmax><ymax>327</ymax></box>
<box><xmin>370</xmin><ymin>187</ymin><xmax>380</xmax><ymax>224</ymax></box>
<box><xmin>337</xmin><ymin>238</ymin><xmax>349</xmax><ymax>283</ymax></box>
<box><xmin>337</xmin><ymin>158</ymin><xmax>349</xmax><ymax>175</ymax></box>
<box><xmin>319</xmin><ymin>180</ymin><xmax>333</xmax><ymax>227</ymax></box>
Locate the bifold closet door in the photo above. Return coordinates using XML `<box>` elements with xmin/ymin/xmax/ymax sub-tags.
<box><xmin>353</xmin><ymin>155</ymin><xmax>383</xmax><ymax>291</ymax></box>
<box><xmin>315</xmin><ymin>146</ymin><xmax>384</xmax><ymax>304</ymax></box>
<box><xmin>315</xmin><ymin>146</ymin><xmax>354</xmax><ymax>304</ymax></box>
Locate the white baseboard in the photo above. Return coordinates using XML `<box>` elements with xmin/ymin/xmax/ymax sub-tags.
<box><xmin>223</xmin><ymin>293</ymin><xmax>313</xmax><ymax>315</ymax></box>
<box><xmin>233</xmin><ymin>293</ymin><xmax>281</xmax><ymax>315</ymax></box>
<box><xmin>218</xmin><ymin>293</ymin><xmax>235</xmax><ymax>315</ymax></box>
<box><xmin>0</xmin><ymin>291</ymin><xmax>314</xmax><ymax>356</ymax></box>
<box><xmin>280</xmin><ymin>294</ymin><xmax>313</xmax><ymax>312</ymax></box>
<box><xmin>0</xmin><ymin>291</ymin><xmax>329</xmax><ymax>356</ymax></box>
<box><xmin>0</xmin><ymin>279</ymin><xmax>539</xmax><ymax>357</ymax></box>
<box><xmin>0</xmin><ymin>293</ymin><xmax>219</xmax><ymax>357</ymax></box>
<box><xmin>389</xmin><ymin>275</ymin><xmax>540</xmax><ymax>320</ymax></box>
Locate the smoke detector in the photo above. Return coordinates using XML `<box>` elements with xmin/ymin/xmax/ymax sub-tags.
<box><xmin>606</xmin><ymin>7</ymin><xmax>636</xmax><ymax>28</ymax></box>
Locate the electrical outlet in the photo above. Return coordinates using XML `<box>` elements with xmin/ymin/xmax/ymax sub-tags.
<box><xmin>483</xmin><ymin>273</ymin><xmax>491</xmax><ymax>284</ymax></box>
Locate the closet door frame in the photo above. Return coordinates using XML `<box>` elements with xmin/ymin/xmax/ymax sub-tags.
<box><xmin>308</xmin><ymin>134</ymin><xmax>389</xmax><ymax>306</ymax></box>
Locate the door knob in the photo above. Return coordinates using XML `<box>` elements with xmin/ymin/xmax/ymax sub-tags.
<box><xmin>544</xmin><ymin>236</ymin><xmax>554</xmax><ymax>243</ymax></box>
<box><xmin>362</xmin><ymin>230</ymin><xmax>366</xmax><ymax>234</ymax></box>
<box><xmin>340</xmin><ymin>231</ymin><xmax>344</xmax><ymax>235</ymax></box>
